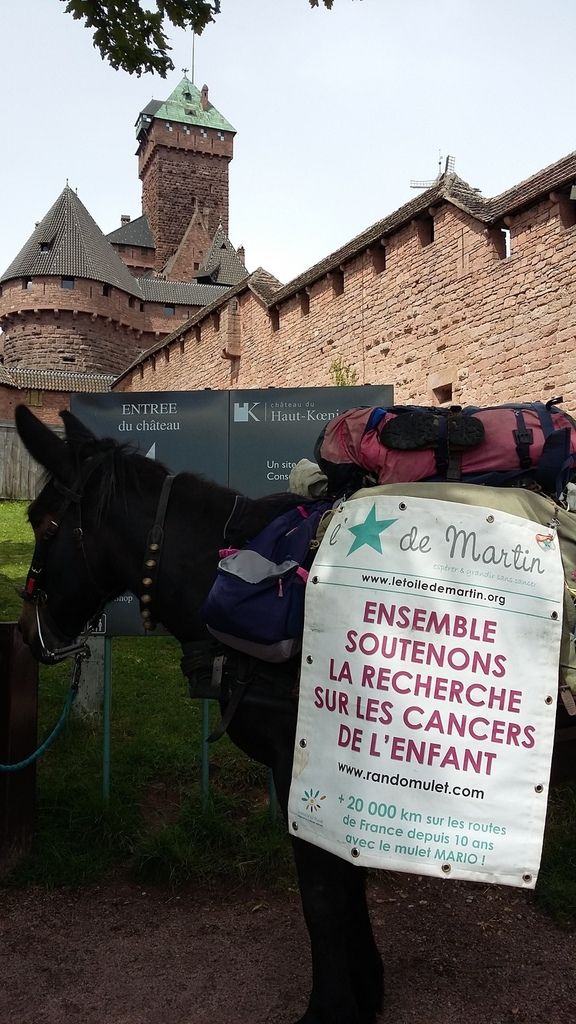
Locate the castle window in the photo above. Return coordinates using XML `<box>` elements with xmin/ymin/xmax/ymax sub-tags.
<box><xmin>270</xmin><ymin>308</ymin><xmax>280</xmax><ymax>332</ymax></box>
<box><xmin>22</xmin><ymin>277</ymin><xmax>33</xmax><ymax>289</ymax></box>
<box><xmin>61</xmin><ymin>276</ymin><xmax>75</xmax><ymax>289</ymax></box>
<box><xmin>140</xmin><ymin>302</ymin><xmax>145</xmax><ymax>312</ymax></box>
<box><xmin>165</xmin><ymin>122</ymin><xmax>173</xmax><ymax>132</ymax></box>
<box><xmin>62</xmin><ymin>355</ymin><xmax>76</xmax><ymax>363</ymax></box>
<box><xmin>300</xmin><ymin>292</ymin><xmax>310</xmax><ymax>317</ymax></box>
<box><xmin>26</xmin><ymin>389</ymin><xmax>43</xmax><ymax>407</ymax></box>
<box><xmin>558</xmin><ymin>191</ymin><xmax>576</xmax><ymax>228</ymax></box>
<box><xmin>330</xmin><ymin>269</ymin><xmax>345</xmax><ymax>297</ymax></box>
<box><xmin>128</xmin><ymin>296</ymin><xmax>135</xmax><ymax>307</ymax></box>
<box><xmin>164</xmin><ymin>304</ymin><xmax>175</xmax><ymax>316</ymax></box>
<box><xmin>416</xmin><ymin>214</ymin><xmax>434</xmax><ymax>247</ymax></box>
<box><xmin>433</xmin><ymin>383</ymin><xmax>453</xmax><ymax>405</ymax></box>
<box><xmin>102</xmin><ymin>284</ymin><xmax>111</xmax><ymax>297</ymax></box>
<box><xmin>371</xmin><ymin>244</ymin><xmax>387</xmax><ymax>274</ymax></box>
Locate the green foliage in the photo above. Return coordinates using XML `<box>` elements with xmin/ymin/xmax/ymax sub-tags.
<box><xmin>62</xmin><ymin>0</ymin><xmax>343</xmax><ymax>77</ymax></box>
<box><xmin>329</xmin><ymin>356</ymin><xmax>359</xmax><ymax>387</ymax></box>
<box><xmin>63</xmin><ymin>0</ymin><xmax>219</xmax><ymax>77</ymax></box>
<box><xmin>0</xmin><ymin>501</ymin><xmax>33</xmax><ymax>621</ymax></box>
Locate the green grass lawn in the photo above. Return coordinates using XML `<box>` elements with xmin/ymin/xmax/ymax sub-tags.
<box><xmin>0</xmin><ymin>501</ymin><xmax>292</xmax><ymax>890</ymax></box>
<box><xmin>0</xmin><ymin>501</ymin><xmax>575</xmax><ymax>923</ymax></box>
<box><xmin>0</xmin><ymin>501</ymin><xmax>32</xmax><ymax>619</ymax></box>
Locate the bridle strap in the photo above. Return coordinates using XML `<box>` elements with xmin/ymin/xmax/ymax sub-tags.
<box><xmin>139</xmin><ymin>473</ymin><xmax>176</xmax><ymax>630</ymax></box>
<box><xmin>138</xmin><ymin>479</ymin><xmax>246</xmax><ymax>633</ymax></box>
<box><xmin>23</xmin><ymin>454</ymin><xmax>108</xmax><ymax>602</ymax></box>
<box><xmin>22</xmin><ymin>452</ymin><xmax>113</xmax><ymax>662</ymax></box>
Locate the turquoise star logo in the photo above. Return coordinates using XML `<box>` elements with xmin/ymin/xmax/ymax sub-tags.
<box><xmin>347</xmin><ymin>504</ymin><xmax>398</xmax><ymax>555</ymax></box>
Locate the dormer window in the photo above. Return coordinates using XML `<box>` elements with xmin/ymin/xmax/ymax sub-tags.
<box><xmin>39</xmin><ymin>242</ymin><xmax>52</xmax><ymax>253</ymax></box>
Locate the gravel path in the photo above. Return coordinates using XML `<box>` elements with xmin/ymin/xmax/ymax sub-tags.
<box><xmin>0</xmin><ymin>872</ymin><xmax>573</xmax><ymax>1024</ymax></box>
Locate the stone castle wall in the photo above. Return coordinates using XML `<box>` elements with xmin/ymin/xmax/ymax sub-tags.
<box><xmin>0</xmin><ymin>277</ymin><xmax>204</xmax><ymax>375</ymax></box>
<box><xmin>115</xmin><ymin>193</ymin><xmax>576</xmax><ymax>411</ymax></box>
<box><xmin>140</xmin><ymin>125</ymin><xmax>232</xmax><ymax>271</ymax></box>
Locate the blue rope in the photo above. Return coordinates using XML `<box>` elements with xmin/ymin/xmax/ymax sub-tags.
<box><xmin>0</xmin><ymin>683</ymin><xmax>78</xmax><ymax>773</ymax></box>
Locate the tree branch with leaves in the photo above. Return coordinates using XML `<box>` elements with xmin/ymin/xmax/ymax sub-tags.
<box><xmin>63</xmin><ymin>1</ymin><xmax>341</xmax><ymax>77</ymax></box>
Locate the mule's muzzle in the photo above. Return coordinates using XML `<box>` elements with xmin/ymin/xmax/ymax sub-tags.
<box><xmin>18</xmin><ymin>599</ymin><xmax>91</xmax><ymax>665</ymax></box>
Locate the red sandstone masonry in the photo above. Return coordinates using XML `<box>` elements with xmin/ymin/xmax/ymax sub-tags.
<box><xmin>115</xmin><ymin>194</ymin><xmax>576</xmax><ymax>412</ymax></box>
<box><xmin>0</xmin><ymin>386</ymin><xmax>70</xmax><ymax>425</ymax></box>
<box><xmin>0</xmin><ymin>277</ymin><xmax>202</xmax><ymax>375</ymax></box>
<box><xmin>140</xmin><ymin>126</ymin><xmax>232</xmax><ymax>271</ymax></box>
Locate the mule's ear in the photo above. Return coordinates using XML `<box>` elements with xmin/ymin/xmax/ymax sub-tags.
<box><xmin>60</xmin><ymin>410</ymin><xmax>97</xmax><ymax>446</ymax></box>
<box><xmin>15</xmin><ymin>405</ymin><xmax>74</xmax><ymax>483</ymax></box>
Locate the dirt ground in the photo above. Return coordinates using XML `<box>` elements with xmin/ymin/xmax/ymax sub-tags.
<box><xmin>0</xmin><ymin>871</ymin><xmax>574</xmax><ymax>1024</ymax></box>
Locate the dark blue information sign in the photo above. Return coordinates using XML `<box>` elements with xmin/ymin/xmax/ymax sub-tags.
<box><xmin>71</xmin><ymin>384</ymin><xmax>393</xmax><ymax>634</ymax></box>
<box><xmin>71</xmin><ymin>391</ymin><xmax>230</xmax><ymax>635</ymax></box>
<box><xmin>228</xmin><ymin>385</ymin><xmax>393</xmax><ymax>496</ymax></box>
<box><xmin>71</xmin><ymin>391</ymin><xmax>230</xmax><ymax>482</ymax></box>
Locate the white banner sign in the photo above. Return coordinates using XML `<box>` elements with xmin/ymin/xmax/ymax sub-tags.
<box><xmin>288</xmin><ymin>496</ymin><xmax>564</xmax><ymax>888</ymax></box>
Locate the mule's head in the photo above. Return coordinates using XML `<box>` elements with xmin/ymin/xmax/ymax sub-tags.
<box><xmin>15</xmin><ymin>406</ymin><xmax>124</xmax><ymax>663</ymax></box>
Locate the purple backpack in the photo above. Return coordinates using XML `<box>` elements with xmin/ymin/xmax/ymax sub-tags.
<box><xmin>202</xmin><ymin>501</ymin><xmax>333</xmax><ymax>662</ymax></box>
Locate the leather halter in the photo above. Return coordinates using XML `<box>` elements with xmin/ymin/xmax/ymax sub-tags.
<box><xmin>22</xmin><ymin>454</ymin><xmax>109</xmax><ymax>662</ymax></box>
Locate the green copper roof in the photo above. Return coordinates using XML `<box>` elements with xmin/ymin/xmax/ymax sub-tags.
<box><xmin>137</xmin><ymin>78</ymin><xmax>235</xmax><ymax>135</ymax></box>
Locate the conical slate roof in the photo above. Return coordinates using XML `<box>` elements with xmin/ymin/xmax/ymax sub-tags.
<box><xmin>107</xmin><ymin>214</ymin><xmax>154</xmax><ymax>249</ymax></box>
<box><xmin>1</xmin><ymin>186</ymin><xmax>142</xmax><ymax>297</ymax></box>
<box><xmin>195</xmin><ymin>225</ymin><xmax>248</xmax><ymax>286</ymax></box>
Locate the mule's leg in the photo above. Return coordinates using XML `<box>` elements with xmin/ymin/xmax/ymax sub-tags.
<box><xmin>229</xmin><ymin>702</ymin><xmax>383</xmax><ymax>1023</ymax></box>
<box><xmin>291</xmin><ymin>838</ymin><xmax>384</xmax><ymax>1024</ymax></box>
<box><xmin>343</xmin><ymin>870</ymin><xmax>385</xmax><ymax>1020</ymax></box>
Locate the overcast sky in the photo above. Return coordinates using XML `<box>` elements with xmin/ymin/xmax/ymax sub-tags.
<box><xmin>1</xmin><ymin>0</ymin><xmax>575</xmax><ymax>285</ymax></box>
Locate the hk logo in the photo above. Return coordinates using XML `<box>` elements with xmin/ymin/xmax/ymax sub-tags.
<box><xmin>234</xmin><ymin>402</ymin><xmax>260</xmax><ymax>423</ymax></box>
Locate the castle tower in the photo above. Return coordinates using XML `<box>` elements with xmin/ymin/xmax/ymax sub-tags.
<box><xmin>0</xmin><ymin>186</ymin><xmax>145</xmax><ymax>377</ymax></box>
<box><xmin>136</xmin><ymin>78</ymin><xmax>235</xmax><ymax>276</ymax></box>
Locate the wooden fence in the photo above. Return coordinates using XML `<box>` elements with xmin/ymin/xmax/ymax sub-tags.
<box><xmin>0</xmin><ymin>421</ymin><xmax>62</xmax><ymax>500</ymax></box>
